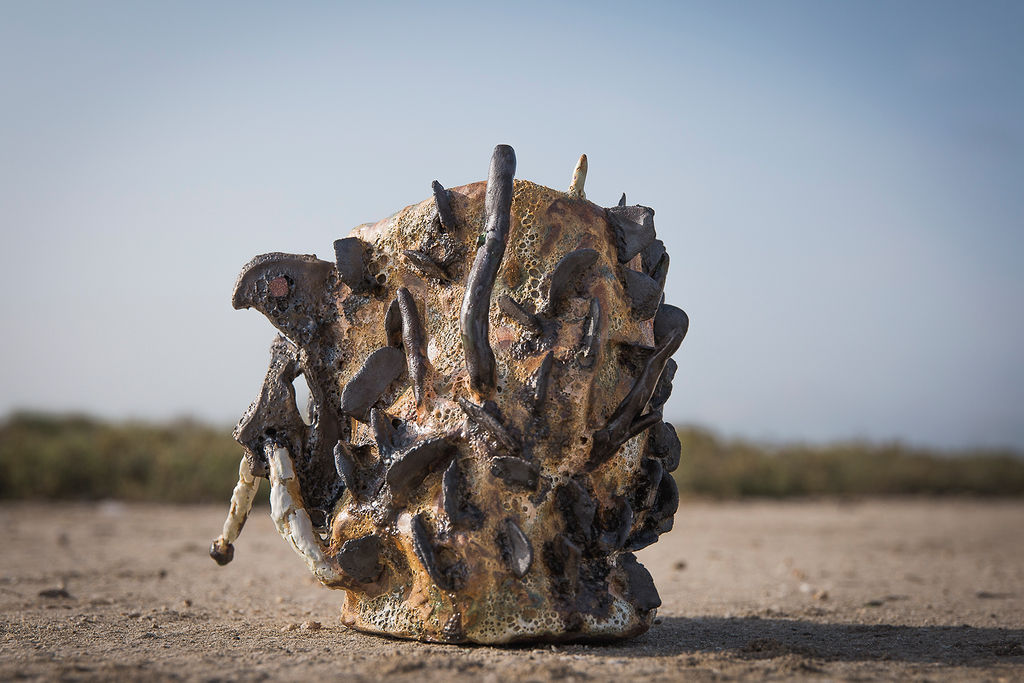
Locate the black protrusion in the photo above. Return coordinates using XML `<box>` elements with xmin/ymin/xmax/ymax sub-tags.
<box><xmin>489</xmin><ymin>455</ymin><xmax>540</xmax><ymax>489</ymax></box>
<box><xmin>626</xmin><ymin>410</ymin><xmax>664</xmax><ymax>443</ymax></box>
<box><xmin>461</xmin><ymin>144</ymin><xmax>516</xmax><ymax>398</ymax></box>
<box><xmin>546</xmin><ymin>533</ymin><xmax>582</xmax><ymax>594</ymax></box>
<box><xmin>623</xmin><ymin>269</ymin><xmax>662</xmax><ymax>321</ymax></box>
<box><xmin>369</xmin><ymin>408</ymin><xmax>397</xmax><ymax>462</ymax></box>
<box><xmin>431</xmin><ymin>180</ymin><xmax>457</xmax><ymax>232</ymax></box>
<box><xmin>334</xmin><ymin>237</ymin><xmax>372</xmax><ymax>293</ymax></box>
<box><xmin>339</xmin><ymin>346</ymin><xmax>407</xmax><ymax>422</ymax></box>
<box><xmin>397</xmin><ymin>287</ymin><xmax>428</xmax><ymax>406</ymax></box>
<box><xmin>606</xmin><ymin>204</ymin><xmax>656</xmax><ymax>263</ymax></box>
<box><xmin>653</xmin><ymin>304</ymin><xmax>689</xmax><ymax>347</ymax></box>
<box><xmin>442</xmin><ymin>459</ymin><xmax>483</xmax><ymax>530</ymax></box>
<box><xmin>384</xmin><ymin>298</ymin><xmax>402</xmax><ymax>347</ymax></box>
<box><xmin>403</xmin><ymin>249</ymin><xmax>449</xmax><ymax>282</ymax></box>
<box><xmin>580</xmin><ymin>298</ymin><xmax>601</xmax><ymax>368</ymax></box>
<box><xmin>333</xmin><ymin>440</ymin><xmax>357</xmax><ymax>495</ymax></box>
<box><xmin>650</xmin><ymin>251</ymin><xmax>670</xmax><ymax>290</ymax></box>
<box><xmin>618</xmin><ymin>192</ymin><xmax>627</xmax><ymax>207</ymax></box>
<box><xmin>640</xmin><ymin>239</ymin><xmax>666</xmax><ymax>277</ymax></box>
<box><xmin>624</xmin><ymin>528</ymin><xmax>659</xmax><ymax>552</ymax></box>
<box><xmin>385</xmin><ymin>436</ymin><xmax>456</xmax><ymax>501</ymax></box>
<box><xmin>554</xmin><ymin>479</ymin><xmax>596</xmax><ymax>546</ymax></box>
<box><xmin>458</xmin><ymin>397</ymin><xmax>518</xmax><ymax>453</ymax></box>
<box><xmin>651</xmin><ymin>469</ymin><xmax>679</xmax><ymax>535</ymax></box>
<box><xmin>497</xmin><ymin>294</ymin><xmax>542</xmax><ymax>335</ymax></box>
<box><xmin>546</xmin><ymin>248</ymin><xmax>599</xmax><ymax>314</ymax></box>
<box><xmin>597</xmin><ymin>497</ymin><xmax>634</xmax><ymax>553</ymax></box>
<box><xmin>636</xmin><ymin>457</ymin><xmax>664</xmax><ymax>510</ymax></box>
<box><xmin>410</xmin><ymin>513</ymin><xmax>448</xmax><ymax>589</ymax></box>
<box><xmin>209</xmin><ymin>540</ymin><xmax>234</xmax><ymax>566</ymax></box>
<box><xmin>498</xmin><ymin>518</ymin><xmax>533</xmax><ymax>579</ymax></box>
<box><xmin>335</xmin><ymin>535</ymin><xmax>384</xmax><ymax>583</ymax></box>
<box><xmin>534</xmin><ymin>351</ymin><xmax>554</xmax><ymax>409</ymax></box>
<box><xmin>618</xmin><ymin>553</ymin><xmax>661</xmax><ymax>611</ymax></box>
<box><xmin>649</xmin><ymin>359</ymin><xmax>676</xmax><ymax>411</ymax></box>
<box><xmin>589</xmin><ymin>330</ymin><xmax>683</xmax><ymax>467</ymax></box>
<box><xmin>647</xmin><ymin>421</ymin><xmax>681</xmax><ymax>473</ymax></box>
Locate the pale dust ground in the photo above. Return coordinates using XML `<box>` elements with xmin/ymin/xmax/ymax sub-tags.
<box><xmin>1</xmin><ymin>499</ymin><xmax>1022</xmax><ymax>681</ymax></box>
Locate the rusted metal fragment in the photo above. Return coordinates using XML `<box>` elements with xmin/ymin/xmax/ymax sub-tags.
<box><xmin>617</xmin><ymin>553</ymin><xmax>661</xmax><ymax>611</ymax></box>
<box><xmin>623</xmin><ymin>269</ymin><xmax>662</xmax><ymax>321</ymax></box>
<box><xmin>334</xmin><ymin>237</ymin><xmax>373</xmax><ymax>293</ymax></box>
<box><xmin>432</xmin><ymin>180</ymin><xmax>457</xmax><ymax>232</ymax></box>
<box><xmin>589</xmin><ymin>330</ymin><xmax>683</xmax><ymax>467</ymax></box>
<box><xmin>654</xmin><ymin>303</ymin><xmax>689</xmax><ymax>347</ymax></box>
<box><xmin>460</xmin><ymin>144</ymin><xmax>516</xmax><ymax>398</ymax></box>
<box><xmin>546</xmin><ymin>248</ymin><xmax>599</xmax><ymax>315</ymax></box>
<box><xmin>498</xmin><ymin>518</ymin><xmax>533</xmax><ymax>578</ymax></box>
<box><xmin>386</xmin><ymin>436</ymin><xmax>456</xmax><ymax>501</ymax></box>
<box><xmin>606</xmin><ymin>205</ymin><xmax>656</xmax><ymax>263</ymax></box>
<box><xmin>384</xmin><ymin>298</ymin><xmax>402</xmax><ymax>347</ymax></box>
<box><xmin>580</xmin><ymin>298</ymin><xmax>601</xmax><ymax>368</ymax></box>
<box><xmin>340</xmin><ymin>346</ymin><xmax>406</xmax><ymax>422</ymax></box>
<box><xmin>497</xmin><ymin>294</ymin><xmax>542</xmax><ymax>335</ymax></box>
<box><xmin>649</xmin><ymin>358</ymin><xmax>676</xmax><ymax>411</ymax></box>
<box><xmin>336</xmin><ymin>535</ymin><xmax>384</xmax><ymax>584</ymax></box>
<box><xmin>459</xmin><ymin>397</ymin><xmax>518</xmax><ymax>453</ymax></box>
<box><xmin>403</xmin><ymin>249</ymin><xmax>450</xmax><ymax>282</ymax></box>
<box><xmin>489</xmin><ymin>455</ymin><xmax>540</xmax><ymax>490</ymax></box>
<box><xmin>397</xmin><ymin>287</ymin><xmax>428</xmax><ymax>405</ymax></box>
<box><xmin>231</xmin><ymin>253</ymin><xmax>337</xmax><ymax>344</ymax></box>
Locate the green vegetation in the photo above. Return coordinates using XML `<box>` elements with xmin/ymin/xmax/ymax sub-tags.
<box><xmin>1</xmin><ymin>412</ymin><xmax>1022</xmax><ymax>502</ymax></box>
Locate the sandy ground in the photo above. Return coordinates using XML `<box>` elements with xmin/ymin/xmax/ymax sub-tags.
<box><xmin>1</xmin><ymin>500</ymin><xmax>1022</xmax><ymax>682</ymax></box>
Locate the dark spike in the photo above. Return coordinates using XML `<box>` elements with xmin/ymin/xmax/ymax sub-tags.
<box><xmin>403</xmin><ymin>249</ymin><xmax>449</xmax><ymax>282</ymax></box>
<box><xmin>335</xmin><ymin>535</ymin><xmax>384</xmax><ymax>584</ymax></box>
<box><xmin>654</xmin><ymin>303</ymin><xmax>689</xmax><ymax>347</ymax></box>
<box><xmin>497</xmin><ymin>294</ymin><xmax>542</xmax><ymax>335</ymax></box>
<box><xmin>333</xmin><ymin>440</ymin><xmax>357</xmax><ymax>494</ymax></box>
<box><xmin>458</xmin><ymin>397</ymin><xmax>518</xmax><ymax>453</ymax></box>
<box><xmin>431</xmin><ymin>180</ymin><xmax>457</xmax><ymax>232</ymax></box>
<box><xmin>460</xmin><ymin>144</ymin><xmax>516</xmax><ymax>398</ymax></box>
<box><xmin>651</xmin><ymin>469</ymin><xmax>679</xmax><ymax>534</ymax></box>
<box><xmin>623</xmin><ymin>269</ymin><xmax>662</xmax><ymax>320</ymax></box>
<box><xmin>618</xmin><ymin>192</ymin><xmax>627</xmax><ymax>207</ymax></box>
<box><xmin>489</xmin><ymin>455</ymin><xmax>540</xmax><ymax>489</ymax></box>
<box><xmin>650</xmin><ymin>251</ymin><xmax>669</xmax><ymax>290</ymax></box>
<box><xmin>580</xmin><ymin>298</ymin><xmax>601</xmax><ymax>368</ymax></box>
<box><xmin>626</xmin><ymin>410</ymin><xmax>663</xmax><ymax>441</ymax></box>
<box><xmin>554</xmin><ymin>479</ymin><xmax>596</xmax><ymax>545</ymax></box>
<box><xmin>384</xmin><ymin>298</ymin><xmax>402</xmax><ymax>347</ymax></box>
<box><xmin>339</xmin><ymin>346</ymin><xmax>406</xmax><ymax>422</ymax></box>
<box><xmin>534</xmin><ymin>351</ymin><xmax>554</xmax><ymax>408</ymax></box>
<box><xmin>606</xmin><ymin>204</ymin><xmax>656</xmax><ymax>263</ymax></box>
<box><xmin>333</xmin><ymin>238</ymin><xmax>372</xmax><ymax>293</ymax></box>
<box><xmin>637</xmin><ymin>457</ymin><xmax>663</xmax><ymax>509</ymax></box>
<box><xmin>589</xmin><ymin>330</ymin><xmax>683</xmax><ymax>467</ymax></box>
<box><xmin>410</xmin><ymin>513</ymin><xmax>447</xmax><ymax>589</ymax></box>
<box><xmin>617</xmin><ymin>553</ymin><xmax>661</xmax><ymax>611</ymax></box>
<box><xmin>442</xmin><ymin>459</ymin><xmax>483</xmax><ymax>530</ymax></box>
<box><xmin>397</xmin><ymin>287</ymin><xmax>428</xmax><ymax>406</ymax></box>
<box><xmin>649</xmin><ymin>358</ymin><xmax>676</xmax><ymax>411</ymax></box>
<box><xmin>640</xmin><ymin>239</ymin><xmax>666</xmax><ymax>276</ymax></box>
<box><xmin>546</xmin><ymin>248</ymin><xmax>599</xmax><ymax>314</ymax></box>
<box><xmin>597</xmin><ymin>497</ymin><xmax>634</xmax><ymax>553</ymax></box>
<box><xmin>369</xmin><ymin>408</ymin><xmax>397</xmax><ymax>461</ymax></box>
<box><xmin>498</xmin><ymin>518</ymin><xmax>533</xmax><ymax>579</ymax></box>
<box><xmin>385</xmin><ymin>436</ymin><xmax>456</xmax><ymax>501</ymax></box>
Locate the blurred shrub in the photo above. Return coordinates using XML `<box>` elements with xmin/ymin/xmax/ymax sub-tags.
<box><xmin>1</xmin><ymin>413</ymin><xmax>1022</xmax><ymax>501</ymax></box>
<box><xmin>0</xmin><ymin>412</ymin><xmax>265</xmax><ymax>503</ymax></box>
<box><xmin>674</xmin><ymin>425</ymin><xmax>1024</xmax><ymax>498</ymax></box>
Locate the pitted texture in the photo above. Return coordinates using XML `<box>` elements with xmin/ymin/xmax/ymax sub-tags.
<box><xmin>212</xmin><ymin>145</ymin><xmax>689</xmax><ymax>644</ymax></box>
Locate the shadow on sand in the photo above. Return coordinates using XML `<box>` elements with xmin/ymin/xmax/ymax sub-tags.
<box><xmin>572</xmin><ymin>616</ymin><xmax>1024</xmax><ymax>667</ymax></box>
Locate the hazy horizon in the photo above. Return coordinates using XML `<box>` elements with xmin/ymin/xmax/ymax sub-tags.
<box><xmin>2</xmin><ymin>2</ymin><xmax>1022</xmax><ymax>450</ymax></box>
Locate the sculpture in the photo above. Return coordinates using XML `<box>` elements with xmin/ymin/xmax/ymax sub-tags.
<box><xmin>210</xmin><ymin>145</ymin><xmax>688</xmax><ymax>643</ymax></box>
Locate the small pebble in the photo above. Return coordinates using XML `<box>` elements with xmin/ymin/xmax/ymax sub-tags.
<box><xmin>301</xmin><ymin>621</ymin><xmax>322</xmax><ymax>631</ymax></box>
<box><xmin>282</xmin><ymin>623</ymin><xmax>299</xmax><ymax>632</ymax></box>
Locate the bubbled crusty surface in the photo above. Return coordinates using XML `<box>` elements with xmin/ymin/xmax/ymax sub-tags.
<box><xmin>319</xmin><ymin>180</ymin><xmax>659</xmax><ymax>643</ymax></box>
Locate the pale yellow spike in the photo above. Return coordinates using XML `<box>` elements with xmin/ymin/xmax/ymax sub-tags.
<box><xmin>568</xmin><ymin>153</ymin><xmax>588</xmax><ymax>199</ymax></box>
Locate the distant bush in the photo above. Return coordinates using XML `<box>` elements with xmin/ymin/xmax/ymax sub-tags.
<box><xmin>674</xmin><ymin>425</ymin><xmax>1024</xmax><ymax>498</ymax></box>
<box><xmin>1</xmin><ymin>413</ymin><xmax>1022</xmax><ymax>501</ymax></box>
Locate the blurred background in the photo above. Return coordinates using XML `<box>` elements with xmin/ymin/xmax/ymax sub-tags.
<box><xmin>1</xmin><ymin>1</ymin><xmax>1022</xmax><ymax>500</ymax></box>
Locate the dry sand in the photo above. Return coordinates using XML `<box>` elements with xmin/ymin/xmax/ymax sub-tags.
<box><xmin>1</xmin><ymin>499</ymin><xmax>1022</xmax><ymax>681</ymax></box>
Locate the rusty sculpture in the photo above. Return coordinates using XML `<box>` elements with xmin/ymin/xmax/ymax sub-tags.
<box><xmin>210</xmin><ymin>145</ymin><xmax>689</xmax><ymax>643</ymax></box>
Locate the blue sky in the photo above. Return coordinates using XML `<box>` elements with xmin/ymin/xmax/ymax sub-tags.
<box><xmin>1</xmin><ymin>1</ymin><xmax>1021</xmax><ymax>449</ymax></box>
